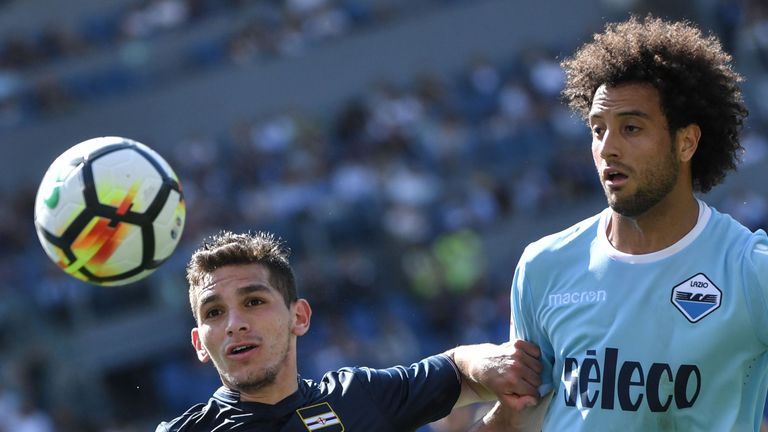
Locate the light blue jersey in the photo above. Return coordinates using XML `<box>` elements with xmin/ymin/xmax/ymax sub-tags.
<box><xmin>512</xmin><ymin>200</ymin><xmax>768</xmax><ymax>431</ymax></box>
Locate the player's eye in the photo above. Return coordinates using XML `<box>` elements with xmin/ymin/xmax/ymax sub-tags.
<box><xmin>246</xmin><ymin>298</ymin><xmax>265</xmax><ymax>307</ymax></box>
<box><xmin>624</xmin><ymin>124</ymin><xmax>640</xmax><ymax>133</ymax></box>
<box><xmin>591</xmin><ymin>125</ymin><xmax>604</xmax><ymax>137</ymax></box>
<box><xmin>204</xmin><ymin>308</ymin><xmax>222</xmax><ymax>319</ymax></box>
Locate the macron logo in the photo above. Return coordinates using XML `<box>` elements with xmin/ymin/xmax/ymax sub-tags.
<box><xmin>549</xmin><ymin>290</ymin><xmax>607</xmax><ymax>307</ymax></box>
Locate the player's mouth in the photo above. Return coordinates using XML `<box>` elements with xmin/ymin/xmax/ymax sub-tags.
<box><xmin>226</xmin><ymin>342</ymin><xmax>260</xmax><ymax>359</ymax></box>
<box><xmin>602</xmin><ymin>167</ymin><xmax>629</xmax><ymax>188</ymax></box>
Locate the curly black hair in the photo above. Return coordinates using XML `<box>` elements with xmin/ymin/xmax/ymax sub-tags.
<box><xmin>561</xmin><ymin>15</ymin><xmax>748</xmax><ymax>193</ymax></box>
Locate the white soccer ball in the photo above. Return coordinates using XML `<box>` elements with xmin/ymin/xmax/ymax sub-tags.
<box><xmin>34</xmin><ymin>136</ymin><xmax>186</xmax><ymax>286</ymax></box>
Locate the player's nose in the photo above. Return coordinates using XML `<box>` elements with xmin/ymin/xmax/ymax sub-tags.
<box><xmin>225</xmin><ymin>310</ymin><xmax>249</xmax><ymax>335</ymax></box>
<box><xmin>598</xmin><ymin>128</ymin><xmax>622</xmax><ymax>160</ymax></box>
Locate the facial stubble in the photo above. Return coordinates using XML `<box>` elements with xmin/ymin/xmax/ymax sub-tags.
<box><xmin>221</xmin><ymin>323</ymin><xmax>292</xmax><ymax>394</ymax></box>
<box><xmin>605</xmin><ymin>138</ymin><xmax>679</xmax><ymax>217</ymax></box>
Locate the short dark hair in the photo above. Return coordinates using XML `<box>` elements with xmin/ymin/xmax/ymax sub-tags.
<box><xmin>186</xmin><ymin>230</ymin><xmax>297</xmax><ymax>322</ymax></box>
<box><xmin>561</xmin><ymin>15</ymin><xmax>748</xmax><ymax>193</ymax></box>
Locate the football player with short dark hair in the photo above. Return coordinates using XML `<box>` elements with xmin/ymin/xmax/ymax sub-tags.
<box><xmin>156</xmin><ymin>230</ymin><xmax>543</xmax><ymax>431</ymax></box>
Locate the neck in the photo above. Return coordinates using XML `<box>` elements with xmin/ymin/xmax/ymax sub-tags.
<box><xmin>236</xmin><ymin>373</ymin><xmax>299</xmax><ymax>404</ymax></box>
<box><xmin>607</xmin><ymin>194</ymin><xmax>699</xmax><ymax>254</ymax></box>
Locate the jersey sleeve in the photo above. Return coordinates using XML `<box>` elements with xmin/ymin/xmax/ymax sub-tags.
<box><xmin>745</xmin><ymin>232</ymin><xmax>768</xmax><ymax>345</ymax></box>
<box><xmin>351</xmin><ymin>354</ymin><xmax>461</xmax><ymax>430</ymax></box>
<box><xmin>511</xmin><ymin>249</ymin><xmax>555</xmax><ymax>395</ymax></box>
<box><xmin>155</xmin><ymin>418</ymin><xmax>183</xmax><ymax>432</ymax></box>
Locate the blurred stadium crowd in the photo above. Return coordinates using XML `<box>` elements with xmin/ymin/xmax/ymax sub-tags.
<box><xmin>1</xmin><ymin>0</ymin><xmax>768</xmax><ymax>431</ymax></box>
<box><xmin>0</xmin><ymin>0</ymin><xmax>458</xmax><ymax>127</ymax></box>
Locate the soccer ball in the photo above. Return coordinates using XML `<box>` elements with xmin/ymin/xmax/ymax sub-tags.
<box><xmin>34</xmin><ymin>136</ymin><xmax>186</xmax><ymax>286</ymax></box>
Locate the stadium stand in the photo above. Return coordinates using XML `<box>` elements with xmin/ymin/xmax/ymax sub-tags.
<box><xmin>0</xmin><ymin>0</ymin><xmax>766</xmax><ymax>430</ymax></box>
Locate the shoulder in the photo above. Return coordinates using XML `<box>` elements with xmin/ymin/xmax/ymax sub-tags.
<box><xmin>731</xmin><ymin>226</ymin><xmax>768</xmax><ymax>344</ymax></box>
<box><xmin>706</xmin><ymin>205</ymin><xmax>767</xmax><ymax>258</ymax></box>
<box><xmin>311</xmin><ymin>355</ymin><xmax>461</xmax><ymax>427</ymax></box>
<box><xmin>155</xmin><ymin>403</ymin><xmax>208</xmax><ymax>432</ymax></box>
<box><xmin>154</xmin><ymin>387</ymin><xmax>237</xmax><ymax>432</ymax></box>
<box><xmin>520</xmin><ymin>211</ymin><xmax>603</xmax><ymax>266</ymax></box>
<box><xmin>307</xmin><ymin>354</ymin><xmax>461</xmax><ymax>409</ymax></box>
<box><xmin>363</xmin><ymin>353</ymin><xmax>459</xmax><ymax>382</ymax></box>
<box><xmin>744</xmin><ymin>229</ymin><xmax>768</xmax><ymax>275</ymax></box>
<box><xmin>707</xmin><ymin>204</ymin><xmax>758</xmax><ymax>240</ymax></box>
<box><xmin>316</xmin><ymin>354</ymin><xmax>459</xmax><ymax>390</ymax></box>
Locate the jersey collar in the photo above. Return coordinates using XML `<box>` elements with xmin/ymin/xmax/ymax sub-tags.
<box><xmin>597</xmin><ymin>199</ymin><xmax>711</xmax><ymax>264</ymax></box>
<box><xmin>212</xmin><ymin>381</ymin><xmax>308</xmax><ymax>418</ymax></box>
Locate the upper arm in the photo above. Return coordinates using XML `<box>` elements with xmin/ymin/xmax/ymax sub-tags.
<box><xmin>746</xmin><ymin>234</ymin><xmax>768</xmax><ymax>344</ymax></box>
<box><xmin>355</xmin><ymin>355</ymin><xmax>461</xmax><ymax>428</ymax></box>
<box><xmin>510</xmin><ymin>255</ymin><xmax>554</xmax><ymax>394</ymax></box>
<box><xmin>510</xmin><ymin>262</ymin><xmax>536</xmax><ymax>340</ymax></box>
<box><xmin>154</xmin><ymin>422</ymin><xmax>173</xmax><ymax>432</ymax></box>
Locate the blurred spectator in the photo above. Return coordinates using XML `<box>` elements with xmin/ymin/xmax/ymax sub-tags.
<box><xmin>721</xmin><ymin>189</ymin><xmax>768</xmax><ymax>231</ymax></box>
<box><xmin>741</xmin><ymin>128</ymin><xmax>768</xmax><ymax>166</ymax></box>
<box><xmin>1</xmin><ymin>2</ymin><xmax>768</xmax><ymax>429</ymax></box>
<box><xmin>743</xmin><ymin>0</ymin><xmax>768</xmax><ymax>69</ymax></box>
<box><xmin>0</xmin><ymin>383</ymin><xmax>20</xmax><ymax>432</ymax></box>
<box><xmin>5</xmin><ymin>398</ymin><xmax>54</xmax><ymax>432</ymax></box>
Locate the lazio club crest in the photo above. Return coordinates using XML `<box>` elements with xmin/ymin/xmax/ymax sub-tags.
<box><xmin>297</xmin><ymin>402</ymin><xmax>344</xmax><ymax>431</ymax></box>
<box><xmin>671</xmin><ymin>273</ymin><xmax>722</xmax><ymax>323</ymax></box>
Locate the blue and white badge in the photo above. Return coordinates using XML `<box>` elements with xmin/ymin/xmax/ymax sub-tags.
<box><xmin>297</xmin><ymin>402</ymin><xmax>344</xmax><ymax>431</ymax></box>
<box><xmin>671</xmin><ymin>273</ymin><xmax>721</xmax><ymax>323</ymax></box>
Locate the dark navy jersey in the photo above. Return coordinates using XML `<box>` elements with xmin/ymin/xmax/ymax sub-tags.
<box><xmin>156</xmin><ymin>354</ymin><xmax>462</xmax><ymax>432</ymax></box>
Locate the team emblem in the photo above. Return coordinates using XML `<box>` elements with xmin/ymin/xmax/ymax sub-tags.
<box><xmin>671</xmin><ymin>273</ymin><xmax>721</xmax><ymax>323</ymax></box>
<box><xmin>297</xmin><ymin>402</ymin><xmax>344</xmax><ymax>431</ymax></box>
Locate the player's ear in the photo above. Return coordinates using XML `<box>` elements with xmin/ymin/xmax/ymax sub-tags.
<box><xmin>676</xmin><ymin>123</ymin><xmax>700</xmax><ymax>163</ymax></box>
<box><xmin>290</xmin><ymin>299</ymin><xmax>312</xmax><ymax>337</ymax></box>
<box><xmin>191</xmin><ymin>328</ymin><xmax>210</xmax><ymax>363</ymax></box>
